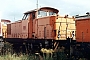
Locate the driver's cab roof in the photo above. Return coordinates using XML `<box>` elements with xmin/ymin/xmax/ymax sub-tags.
<box><xmin>24</xmin><ymin>7</ymin><xmax>59</xmax><ymax>14</ymax></box>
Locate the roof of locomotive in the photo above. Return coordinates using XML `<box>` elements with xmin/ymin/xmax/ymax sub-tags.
<box><xmin>24</xmin><ymin>9</ymin><xmax>37</xmax><ymax>14</ymax></box>
<box><xmin>39</xmin><ymin>7</ymin><xmax>59</xmax><ymax>13</ymax></box>
<box><xmin>24</xmin><ymin>7</ymin><xmax>59</xmax><ymax>14</ymax></box>
<box><xmin>75</xmin><ymin>12</ymin><xmax>90</xmax><ymax>20</ymax></box>
<box><xmin>75</xmin><ymin>15</ymin><xmax>90</xmax><ymax>20</ymax></box>
<box><xmin>1</xmin><ymin>19</ymin><xmax>11</xmax><ymax>22</ymax></box>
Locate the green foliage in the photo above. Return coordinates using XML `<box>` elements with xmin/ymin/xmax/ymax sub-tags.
<box><xmin>0</xmin><ymin>42</ymin><xmax>37</xmax><ymax>60</ymax></box>
<box><xmin>0</xmin><ymin>53</ymin><xmax>37</xmax><ymax>60</ymax></box>
<box><xmin>0</xmin><ymin>42</ymin><xmax>68</xmax><ymax>60</ymax></box>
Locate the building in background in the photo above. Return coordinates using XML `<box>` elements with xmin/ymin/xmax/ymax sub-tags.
<box><xmin>1</xmin><ymin>19</ymin><xmax>11</xmax><ymax>38</ymax></box>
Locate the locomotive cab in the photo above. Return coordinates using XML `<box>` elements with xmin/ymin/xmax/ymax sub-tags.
<box><xmin>22</xmin><ymin>7</ymin><xmax>59</xmax><ymax>39</ymax></box>
<box><xmin>22</xmin><ymin>7</ymin><xmax>59</xmax><ymax>20</ymax></box>
<box><xmin>32</xmin><ymin>7</ymin><xmax>60</xmax><ymax>40</ymax></box>
<box><xmin>37</xmin><ymin>7</ymin><xmax>59</xmax><ymax>18</ymax></box>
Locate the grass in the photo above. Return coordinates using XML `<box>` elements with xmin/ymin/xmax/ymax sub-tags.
<box><xmin>0</xmin><ymin>42</ymin><xmax>38</xmax><ymax>60</ymax></box>
<box><xmin>0</xmin><ymin>53</ymin><xmax>36</xmax><ymax>60</ymax></box>
<box><xmin>0</xmin><ymin>41</ymin><xmax>67</xmax><ymax>60</ymax></box>
<box><xmin>0</xmin><ymin>42</ymin><xmax>56</xmax><ymax>60</ymax></box>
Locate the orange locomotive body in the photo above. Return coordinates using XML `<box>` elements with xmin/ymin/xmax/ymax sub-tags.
<box><xmin>7</xmin><ymin>7</ymin><xmax>76</xmax><ymax>40</ymax></box>
<box><xmin>75</xmin><ymin>14</ymin><xmax>90</xmax><ymax>42</ymax></box>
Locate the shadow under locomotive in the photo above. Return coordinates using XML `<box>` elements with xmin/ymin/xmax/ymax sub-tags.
<box><xmin>3</xmin><ymin>38</ymin><xmax>75</xmax><ymax>54</ymax></box>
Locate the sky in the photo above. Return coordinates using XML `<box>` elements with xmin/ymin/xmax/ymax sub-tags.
<box><xmin>0</xmin><ymin>0</ymin><xmax>90</xmax><ymax>22</ymax></box>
